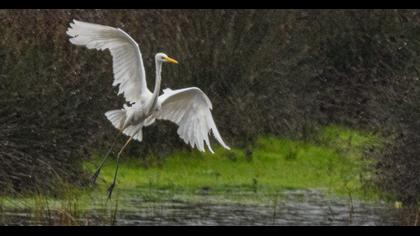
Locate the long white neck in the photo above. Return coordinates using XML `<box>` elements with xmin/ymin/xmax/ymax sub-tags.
<box><xmin>148</xmin><ymin>58</ymin><xmax>162</xmax><ymax>111</ymax></box>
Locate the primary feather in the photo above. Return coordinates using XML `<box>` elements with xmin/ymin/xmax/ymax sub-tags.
<box><xmin>68</xmin><ymin>20</ymin><xmax>230</xmax><ymax>153</ymax></box>
<box><xmin>66</xmin><ymin>19</ymin><xmax>151</xmax><ymax>104</ymax></box>
<box><xmin>157</xmin><ymin>87</ymin><xmax>230</xmax><ymax>153</ymax></box>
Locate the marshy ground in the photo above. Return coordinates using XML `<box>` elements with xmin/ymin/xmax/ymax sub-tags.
<box><xmin>0</xmin><ymin>126</ymin><xmax>403</xmax><ymax>225</ymax></box>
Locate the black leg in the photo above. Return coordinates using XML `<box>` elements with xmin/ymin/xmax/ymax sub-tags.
<box><xmin>107</xmin><ymin>153</ymin><xmax>120</xmax><ymax>200</ymax></box>
<box><xmin>91</xmin><ymin>133</ymin><xmax>121</xmax><ymax>185</ymax></box>
<box><xmin>107</xmin><ymin>135</ymin><xmax>134</xmax><ymax>200</ymax></box>
<box><xmin>91</xmin><ymin>141</ymin><xmax>116</xmax><ymax>184</ymax></box>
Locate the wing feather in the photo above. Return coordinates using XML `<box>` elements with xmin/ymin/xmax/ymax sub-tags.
<box><xmin>157</xmin><ymin>87</ymin><xmax>230</xmax><ymax>153</ymax></box>
<box><xmin>67</xmin><ymin>19</ymin><xmax>150</xmax><ymax>103</ymax></box>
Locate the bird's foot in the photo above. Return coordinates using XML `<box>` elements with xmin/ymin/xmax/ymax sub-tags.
<box><xmin>90</xmin><ymin>168</ymin><xmax>101</xmax><ymax>185</ymax></box>
<box><xmin>107</xmin><ymin>182</ymin><xmax>116</xmax><ymax>200</ymax></box>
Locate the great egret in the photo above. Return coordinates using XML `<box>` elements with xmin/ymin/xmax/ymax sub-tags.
<box><xmin>66</xmin><ymin>20</ymin><xmax>230</xmax><ymax>198</ymax></box>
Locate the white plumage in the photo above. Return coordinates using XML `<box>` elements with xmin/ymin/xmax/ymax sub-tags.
<box><xmin>67</xmin><ymin>20</ymin><xmax>150</xmax><ymax>104</ymax></box>
<box><xmin>157</xmin><ymin>88</ymin><xmax>229</xmax><ymax>153</ymax></box>
<box><xmin>67</xmin><ymin>19</ymin><xmax>230</xmax><ymax>153</ymax></box>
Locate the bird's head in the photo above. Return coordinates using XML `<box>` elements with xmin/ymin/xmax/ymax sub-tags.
<box><xmin>155</xmin><ymin>53</ymin><xmax>178</xmax><ymax>64</ymax></box>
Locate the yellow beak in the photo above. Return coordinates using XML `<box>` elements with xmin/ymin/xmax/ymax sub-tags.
<box><xmin>164</xmin><ymin>56</ymin><xmax>178</xmax><ymax>64</ymax></box>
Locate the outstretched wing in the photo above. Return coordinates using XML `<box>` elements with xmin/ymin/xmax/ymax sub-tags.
<box><xmin>67</xmin><ymin>19</ymin><xmax>150</xmax><ymax>103</ymax></box>
<box><xmin>156</xmin><ymin>87</ymin><xmax>230</xmax><ymax>153</ymax></box>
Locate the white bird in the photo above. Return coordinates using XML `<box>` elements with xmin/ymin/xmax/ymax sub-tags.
<box><xmin>66</xmin><ymin>20</ymin><xmax>230</xmax><ymax>198</ymax></box>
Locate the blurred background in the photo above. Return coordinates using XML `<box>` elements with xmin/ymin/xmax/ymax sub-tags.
<box><xmin>1</xmin><ymin>9</ymin><xmax>420</xmax><ymax>207</ymax></box>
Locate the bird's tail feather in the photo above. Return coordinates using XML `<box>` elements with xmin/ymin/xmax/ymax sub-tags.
<box><xmin>105</xmin><ymin>109</ymin><xmax>143</xmax><ymax>142</ymax></box>
<box><xmin>122</xmin><ymin>123</ymin><xmax>143</xmax><ymax>142</ymax></box>
<box><xmin>105</xmin><ymin>109</ymin><xmax>126</xmax><ymax>131</ymax></box>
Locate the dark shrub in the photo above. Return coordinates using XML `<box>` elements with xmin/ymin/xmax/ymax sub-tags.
<box><xmin>1</xmin><ymin>9</ymin><xmax>420</xmax><ymax>204</ymax></box>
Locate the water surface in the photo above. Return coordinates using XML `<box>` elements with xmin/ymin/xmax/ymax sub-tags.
<box><xmin>0</xmin><ymin>189</ymin><xmax>400</xmax><ymax>225</ymax></box>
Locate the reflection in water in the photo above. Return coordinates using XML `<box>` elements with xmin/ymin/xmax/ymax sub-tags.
<box><xmin>0</xmin><ymin>189</ymin><xmax>400</xmax><ymax>225</ymax></box>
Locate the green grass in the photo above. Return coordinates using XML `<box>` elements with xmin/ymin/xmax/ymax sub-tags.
<box><xmin>0</xmin><ymin>125</ymin><xmax>383</xmax><ymax>217</ymax></box>
<box><xmin>83</xmin><ymin>125</ymin><xmax>382</xmax><ymax>204</ymax></box>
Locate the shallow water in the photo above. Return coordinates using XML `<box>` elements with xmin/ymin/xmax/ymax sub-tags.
<box><xmin>0</xmin><ymin>189</ymin><xmax>400</xmax><ymax>225</ymax></box>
